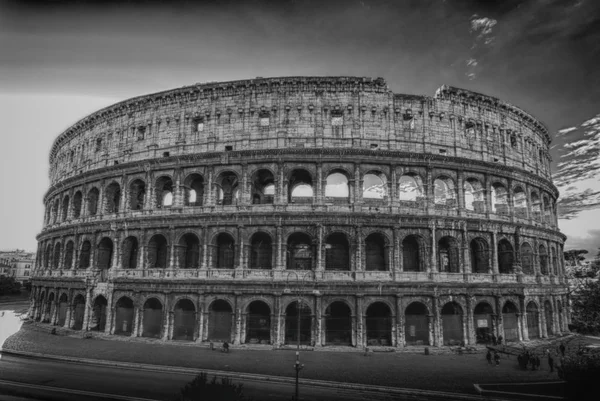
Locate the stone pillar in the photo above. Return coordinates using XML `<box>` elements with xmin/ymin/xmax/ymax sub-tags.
<box><xmin>162</xmin><ymin>296</ymin><xmax>170</xmax><ymax>340</ymax></box>
<box><xmin>64</xmin><ymin>301</ymin><xmax>72</xmax><ymax>329</ymax></box>
<box><xmin>457</xmin><ymin>170</ymin><xmax>465</xmax><ymax>214</ymax></box>
<box><xmin>355</xmin><ymin>225</ymin><xmax>363</xmax><ymax>272</ymax></box>
<box><xmin>466</xmin><ymin>296</ymin><xmax>475</xmax><ymax>345</ymax></box>
<box><xmin>278</xmin><ymin>162</ymin><xmax>285</xmax><ymax>204</ymax></box>
<box><xmin>168</xmin><ymin>228</ymin><xmax>175</xmax><ymax>269</ymax></box>
<box><xmin>276</xmin><ymin>225</ymin><xmax>283</xmax><ymax>270</ymax></box>
<box><xmin>425</xmin><ymin>166</ymin><xmax>433</xmax><ymax>214</ymax></box>
<box><xmin>355</xmin><ymin>295</ymin><xmax>364</xmax><ymax>348</ymax></box>
<box><xmin>316</xmin><ymin>163</ymin><xmax>323</xmax><ymax>204</ymax></box>
<box><xmin>237</xmin><ymin>225</ymin><xmax>245</xmax><ymax>270</ymax></box>
<box><xmin>234</xmin><ymin>296</ymin><xmax>243</xmax><ymax>345</ymax></box>
<box><xmin>274</xmin><ymin>295</ymin><xmax>282</xmax><ymax>346</ymax></box>
<box><xmin>461</xmin><ymin>223</ymin><xmax>470</xmax><ymax>274</ymax></box>
<box><xmin>354</xmin><ymin>164</ymin><xmax>362</xmax><ymax>204</ymax></box>
<box><xmin>316</xmin><ymin>224</ymin><xmax>324</xmax><ymax>272</ymax></box>
<box><xmin>105</xmin><ymin>290</ymin><xmax>114</xmax><ymax>335</ymax></box>
<box><xmin>491</xmin><ymin>230</ymin><xmax>499</xmax><ymax>275</ymax></box>
<box><xmin>132</xmin><ymin>306</ymin><xmax>140</xmax><ymax>337</ymax></box>
<box><xmin>395</xmin><ymin>295</ymin><xmax>404</xmax><ymax>347</ymax></box>
<box><xmin>432</xmin><ymin>296</ymin><xmax>440</xmax><ymax>347</ymax></box>
<box><xmin>394</xmin><ymin>227</ymin><xmax>402</xmax><ymax>273</ymax></box>
<box><xmin>315</xmin><ymin>294</ymin><xmax>323</xmax><ymax>346</ymax></box>
<box><xmin>429</xmin><ymin>223</ymin><xmax>437</xmax><ymax>273</ymax></box>
<box><xmin>540</xmin><ymin>306</ymin><xmax>548</xmax><ymax>338</ymax></box>
<box><xmin>202</xmin><ymin>226</ymin><xmax>209</xmax><ymax>269</ymax></box>
<box><xmin>241</xmin><ymin>164</ymin><xmax>249</xmax><ymax>204</ymax></box>
<box><xmin>83</xmin><ymin>287</ymin><xmax>93</xmax><ymax>331</ymax></box>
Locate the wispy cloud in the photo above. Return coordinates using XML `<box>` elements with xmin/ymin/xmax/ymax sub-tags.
<box><xmin>466</xmin><ymin>15</ymin><xmax>497</xmax><ymax>80</ymax></box>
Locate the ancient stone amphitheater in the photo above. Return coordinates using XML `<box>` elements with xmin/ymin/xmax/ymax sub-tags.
<box><xmin>30</xmin><ymin>76</ymin><xmax>569</xmax><ymax>349</ymax></box>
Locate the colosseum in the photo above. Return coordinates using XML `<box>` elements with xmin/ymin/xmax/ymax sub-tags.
<box><xmin>30</xmin><ymin>76</ymin><xmax>569</xmax><ymax>349</ymax></box>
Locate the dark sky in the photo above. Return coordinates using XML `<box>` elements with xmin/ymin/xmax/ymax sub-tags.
<box><xmin>1</xmin><ymin>0</ymin><xmax>599</xmax><ymax>255</ymax></box>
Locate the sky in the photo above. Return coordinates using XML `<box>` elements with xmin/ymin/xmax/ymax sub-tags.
<box><xmin>1</xmin><ymin>0</ymin><xmax>599</xmax><ymax>258</ymax></box>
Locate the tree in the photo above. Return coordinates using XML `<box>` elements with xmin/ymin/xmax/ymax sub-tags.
<box><xmin>564</xmin><ymin>248</ymin><xmax>600</xmax><ymax>334</ymax></box>
<box><xmin>172</xmin><ymin>373</ymin><xmax>251</xmax><ymax>401</ymax></box>
<box><xmin>0</xmin><ymin>275</ymin><xmax>22</xmax><ymax>296</ymax></box>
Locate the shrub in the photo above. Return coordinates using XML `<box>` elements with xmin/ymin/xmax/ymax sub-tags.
<box><xmin>559</xmin><ymin>353</ymin><xmax>600</xmax><ymax>401</ymax></box>
<box><xmin>172</xmin><ymin>372</ymin><xmax>251</xmax><ymax>401</ymax></box>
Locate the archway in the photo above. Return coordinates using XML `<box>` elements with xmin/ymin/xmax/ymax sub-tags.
<box><xmin>90</xmin><ymin>296</ymin><xmax>108</xmax><ymax>332</ymax></box>
<box><xmin>288</xmin><ymin>169</ymin><xmax>314</xmax><ymax>203</ymax></box>
<box><xmin>325</xmin><ymin>171</ymin><xmax>349</xmax><ymax>200</ymax></box>
<box><xmin>325</xmin><ymin>233</ymin><xmax>350</xmax><ymax>271</ymax></box>
<box><xmin>87</xmin><ymin>187</ymin><xmax>99</xmax><ymax>216</ymax></box>
<box><xmin>470</xmin><ymin>238</ymin><xmax>490</xmax><ymax>273</ymax></box>
<box><xmin>365</xmin><ymin>233</ymin><xmax>386</xmax><ymax>271</ymax></box>
<box><xmin>79</xmin><ymin>240</ymin><xmax>91</xmax><ymax>268</ymax></box>
<box><xmin>155</xmin><ymin>176</ymin><xmax>173</xmax><ymax>208</ymax></box>
<box><xmin>173</xmin><ymin>299</ymin><xmax>196</xmax><ymax>341</ymax></box>
<box><xmin>250</xmin><ymin>232</ymin><xmax>272</xmax><ymax>269</ymax></box>
<box><xmin>104</xmin><ymin>182</ymin><xmax>121</xmax><ymax>214</ymax></box>
<box><xmin>184</xmin><ymin>174</ymin><xmax>204</xmax><ymax>206</ymax></box>
<box><xmin>502</xmin><ymin>301</ymin><xmax>519</xmax><ymax>342</ymax></box>
<box><xmin>497</xmin><ymin>239</ymin><xmax>514</xmax><ymax>274</ymax></box>
<box><xmin>366</xmin><ymin>302</ymin><xmax>392</xmax><ymax>346</ymax></box>
<box><xmin>97</xmin><ymin>237</ymin><xmax>113</xmax><ymax>270</ymax></box>
<box><xmin>215</xmin><ymin>233</ymin><xmax>235</xmax><ymax>269</ymax></box>
<box><xmin>57</xmin><ymin>293</ymin><xmax>68</xmax><ymax>326</ymax></box>
<box><xmin>539</xmin><ymin>245</ymin><xmax>549</xmax><ymax>275</ymax></box>
<box><xmin>142</xmin><ymin>298</ymin><xmax>163</xmax><ymax>338</ymax></box>
<box><xmin>208</xmin><ymin>300</ymin><xmax>233</xmax><ymax>342</ymax></box>
<box><xmin>398</xmin><ymin>174</ymin><xmax>423</xmax><ymax>202</ymax></box>
<box><xmin>325</xmin><ymin>301</ymin><xmax>352</xmax><ymax>346</ymax></box>
<box><xmin>216</xmin><ymin>172</ymin><xmax>239</xmax><ymax>206</ymax></box>
<box><xmin>122</xmin><ymin>236</ymin><xmax>139</xmax><ymax>269</ymax></box>
<box><xmin>402</xmin><ymin>235</ymin><xmax>421</xmax><ymax>272</ymax></box>
<box><xmin>148</xmin><ymin>234</ymin><xmax>168</xmax><ymax>268</ymax></box>
<box><xmin>114</xmin><ymin>297</ymin><xmax>134</xmax><ymax>336</ymax></box>
<box><xmin>441</xmin><ymin>302</ymin><xmax>464</xmax><ymax>346</ymax></box>
<box><xmin>178</xmin><ymin>233</ymin><xmax>200</xmax><ymax>269</ymax></box>
<box><xmin>438</xmin><ymin>236</ymin><xmax>459</xmax><ymax>273</ymax></box>
<box><xmin>72</xmin><ymin>191</ymin><xmax>83</xmax><ymax>218</ymax></box>
<box><xmin>526</xmin><ymin>302</ymin><xmax>540</xmax><ymax>339</ymax></box>
<box><xmin>491</xmin><ymin>183</ymin><xmax>508</xmax><ymax>215</ymax></box>
<box><xmin>521</xmin><ymin>243</ymin><xmax>534</xmax><ymax>275</ymax></box>
<box><xmin>285</xmin><ymin>301</ymin><xmax>312</xmax><ymax>346</ymax></box>
<box><xmin>544</xmin><ymin>300</ymin><xmax>554</xmax><ymax>336</ymax></box>
<box><xmin>251</xmin><ymin>169</ymin><xmax>275</xmax><ymax>204</ymax></box>
<box><xmin>129</xmin><ymin>179</ymin><xmax>146</xmax><ymax>210</ymax></box>
<box><xmin>72</xmin><ymin>294</ymin><xmax>86</xmax><ymax>330</ymax></box>
<box><xmin>245</xmin><ymin>301</ymin><xmax>271</xmax><ymax>344</ymax></box>
<box><xmin>404</xmin><ymin>302</ymin><xmax>429</xmax><ymax>345</ymax></box>
<box><xmin>44</xmin><ymin>293</ymin><xmax>54</xmax><ymax>323</ymax></box>
<box><xmin>287</xmin><ymin>233</ymin><xmax>314</xmax><ymax>270</ymax></box>
<box><xmin>363</xmin><ymin>172</ymin><xmax>387</xmax><ymax>199</ymax></box>
<box><xmin>473</xmin><ymin>302</ymin><xmax>494</xmax><ymax>344</ymax></box>
<box><xmin>464</xmin><ymin>179</ymin><xmax>485</xmax><ymax>212</ymax></box>
<box><xmin>64</xmin><ymin>241</ymin><xmax>74</xmax><ymax>270</ymax></box>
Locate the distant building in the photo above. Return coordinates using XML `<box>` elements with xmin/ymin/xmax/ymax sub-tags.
<box><xmin>0</xmin><ymin>249</ymin><xmax>35</xmax><ymax>284</ymax></box>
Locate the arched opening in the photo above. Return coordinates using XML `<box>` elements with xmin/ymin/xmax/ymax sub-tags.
<box><xmin>173</xmin><ymin>299</ymin><xmax>196</xmax><ymax>341</ymax></box>
<box><xmin>72</xmin><ymin>191</ymin><xmax>83</xmax><ymax>218</ymax></box>
<box><xmin>114</xmin><ymin>297</ymin><xmax>134</xmax><ymax>336</ymax></box>
<box><xmin>470</xmin><ymin>238</ymin><xmax>490</xmax><ymax>273</ymax></box>
<box><xmin>551</xmin><ymin>248</ymin><xmax>558</xmax><ymax>275</ymax></box>
<box><xmin>105</xmin><ymin>182</ymin><xmax>121</xmax><ymax>214</ymax></box>
<box><xmin>61</xmin><ymin>195</ymin><xmax>70</xmax><ymax>221</ymax></box>
<box><xmin>72</xmin><ymin>294</ymin><xmax>86</xmax><ymax>330</ymax></box>
<box><xmin>148</xmin><ymin>234</ymin><xmax>168</xmax><ymax>269</ymax></box>
<box><xmin>57</xmin><ymin>293</ymin><xmax>68</xmax><ymax>326</ymax></box>
<box><xmin>473</xmin><ymin>302</ymin><xmax>494</xmax><ymax>344</ymax></box>
<box><xmin>64</xmin><ymin>241</ymin><xmax>74</xmax><ymax>269</ymax></box>
<box><xmin>250</xmin><ymin>232</ymin><xmax>272</xmax><ymax>269</ymax></box>
<box><xmin>216</xmin><ymin>172</ymin><xmax>239</xmax><ymax>206</ymax></box>
<box><xmin>43</xmin><ymin>293</ymin><xmax>54</xmax><ymax>323</ymax></box>
<box><xmin>97</xmin><ymin>237</ymin><xmax>113</xmax><ymax>270</ymax></box>
<box><xmin>557</xmin><ymin>301</ymin><xmax>564</xmax><ymax>332</ymax></box>
<box><xmin>513</xmin><ymin>187</ymin><xmax>528</xmax><ymax>218</ymax></box>
<box><xmin>215</xmin><ymin>233</ymin><xmax>235</xmax><ymax>269</ymax></box>
<box><xmin>142</xmin><ymin>298</ymin><xmax>163</xmax><ymax>338</ymax></box>
<box><xmin>251</xmin><ymin>169</ymin><xmax>275</xmax><ymax>204</ymax></box>
<box><xmin>544</xmin><ymin>300</ymin><xmax>554</xmax><ymax>336</ymax></box>
<box><xmin>184</xmin><ymin>174</ymin><xmax>204</xmax><ymax>206</ymax></box>
<box><xmin>497</xmin><ymin>239</ymin><xmax>514</xmax><ymax>274</ymax></box>
<box><xmin>531</xmin><ymin>192</ymin><xmax>542</xmax><ymax>221</ymax></box>
<box><xmin>288</xmin><ymin>169</ymin><xmax>314</xmax><ymax>203</ymax></box>
<box><xmin>539</xmin><ymin>245</ymin><xmax>549</xmax><ymax>275</ymax></box>
<box><xmin>285</xmin><ymin>301</ymin><xmax>312</xmax><ymax>345</ymax></box>
<box><xmin>129</xmin><ymin>179</ymin><xmax>146</xmax><ymax>210</ymax></box>
<box><xmin>434</xmin><ymin>177</ymin><xmax>456</xmax><ymax>206</ymax></box>
<box><xmin>122</xmin><ymin>236</ymin><xmax>139</xmax><ymax>269</ymax></box>
<box><xmin>208</xmin><ymin>300</ymin><xmax>233</xmax><ymax>342</ymax></box>
<box><xmin>44</xmin><ymin>244</ymin><xmax>52</xmax><ymax>268</ymax></box>
<box><xmin>52</xmin><ymin>199</ymin><xmax>59</xmax><ymax>223</ymax></box>
<box><xmin>87</xmin><ymin>187</ymin><xmax>99</xmax><ymax>216</ymax></box>
<box><xmin>405</xmin><ymin>302</ymin><xmax>429</xmax><ymax>345</ymax></box>
<box><xmin>155</xmin><ymin>176</ymin><xmax>173</xmax><ymax>208</ymax></box>
<box><xmin>365</xmin><ymin>233</ymin><xmax>386</xmax><ymax>271</ymax></box>
<box><xmin>245</xmin><ymin>301</ymin><xmax>271</xmax><ymax>344</ymax></box>
<box><xmin>325</xmin><ymin>171</ymin><xmax>349</xmax><ymax>200</ymax></box>
<box><xmin>366</xmin><ymin>302</ymin><xmax>391</xmax><ymax>346</ymax></box>
<box><xmin>491</xmin><ymin>183</ymin><xmax>509</xmax><ymax>215</ymax></box>
<box><xmin>287</xmin><ymin>233</ymin><xmax>314</xmax><ymax>270</ymax></box>
<box><xmin>464</xmin><ymin>179</ymin><xmax>484</xmax><ymax>212</ymax></box>
<box><xmin>502</xmin><ymin>302</ymin><xmax>519</xmax><ymax>342</ymax></box>
<box><xmin>325</xmin><ymin>233</ymin><xmax>350</xmax><ymax>271</ymax></box>
<box><xmin>438</xmin><ymin>236</ymin><xmax>459</xmax><ymax>273</ymax></box>
<box><xmin>363</xmin><ymin>172</ymin><xmax>387</xmax><ymax>199</ymax></box>
<box><xmin>402</xmin><ymin>235</ymin><xmax>421</xmax><ymax>272</ymax></box>
<box><xmin>526</xmin><ymin>302</ymin><xmax>540</xmax><ymax>339</ymax></box>
<box><xmin>325</xmin><ymin>301</ymin><xmax>352</xmax><ymax>346</ymax></box>
<box><xmin>521</xmin><ymin>242</ymin><xmax>534</xmax><ymax>275</ymax></box>
<box><xmin>52</xmin><ymin>243</ymin><xmax>62</xmax><ymax>270</ymax></box>
<box><xmin>398</xmin><ymin>173</ymin><xmax>423</xmax><ymax>202</ymax></box>
<box><xmin>543</xmin><ymin>196</ymin><xmax>552</xmax><ymax>223</ymax></box>
<box><xmin>441</xmin><ymin>302</ymin><xmax>464</xmax><ymax>346</ymax></box>
<box><xmin>178</xmin><ymin>233</ymin><xmax>200</xmax><ymax>269</ymax></box>
<box><xmin>90</xmin><ymin>296</ymin><xmax>108</xmax><ymax>332</ymax></box>
<box><xmin>79</xmin><ymin>240</ymin><xmax>91</xmax><ymax>269</ymax></box>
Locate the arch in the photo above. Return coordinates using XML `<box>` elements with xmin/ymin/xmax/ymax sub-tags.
<box><xmin>557</xmin><ymin>300</ymin><xmax>564</xmax><ymax>332</ymax></box>
<box><xmin>173</xmin><ymin>299</ymin><xmax>196</xmax><ymax>341</ymax></box>
<box><xmin>97</xmin><ymin>237</ymin><xmax>113</xmax><ymax>270</ymax></box>
<box><xmin>325</xmin><ymin>232</ymin><xmax>350</xmax><ymax>271</ymax></box>
<box><xmin>365</xmin><ymin>302</ymin><xmax>392</xmax><ymax>346</ymax></box>
<box><xmin>90</xmin><ymin>295</ymin><xmax>108</xmax><ymax>332</ymax></box>
<box><xmin>287</xmin><ymin>232</ymin><xmax>314</xmax><ymax>270</ymax></box>
<box><xmin>544</xmin><ymin>300</ymin><xmax>554</xmax><ymax>336</ymax></box>
<box><xmin>208</xmin><ymin>299</ymin><xmax>233</xmax><ymax>342</ymax></box>
<box><xmin>61</xmin><ymin>195</ymin><xmax>70</xmax><ymax>221</ymax></box>
<box><xmin>543</xmin><ymin>195</ymin><xmax>552</xmax><ymax>223</ymax></box>
<box><xmin>43</xmin><ymin>292</ymin><xmax>55</xmax><ymax>322</ymax></box>
<box><xmin>148</xmin><ymin>234</ymin><xmax>168</xmax><ymax>268</ymax></box>
<box><xmin>129</xmin><ymin>179</ymin><xmax>146</xmax><ymax>210</ymax></box>
<box><xmin>52</xmin><ymin>242</ymin><xmax>62</xmax><ymax>270</ymax></box>
<box><xmin>497</xmin><ymin>239</ymin><xmax>514</xmax><ymax>274</ymax></box>
<box><xmin>289</xmin><ymin>169</ymin><xmax>314</xmax><ymax>203</ymax></box>
<box><xmin>502</xmin><ymin>301</ymin><xmax>519</xmax><ymax>342</ymax></box>
<box><xmin>155</xmin><ymin>176</ymin><xmax>173</xmax><ymax>208</ymax></box>
<box><xmin>526</xmin><ymin>301</ymin><xmax>540</xmax><ymax>339</ymax></box>
<box><xmin>251</xmin><ymin>169</ymin><xmax>275</xmax><ymax>204</ymax></box>
<box><xmin>246</xmin><ymin>300</ymin><xmax>271</xmax><ymax>344</ymax></box>
<box><xmin>142</xmin><ymin>298</ymin><xmax>163</xmax><ymax>338</ymax></box>
<box><xmin>398</xmin><ymin>173</ymin><xmax>423</xmax><ymax>202</ymax></box>
<box><xmin>470</xmin><ymin>238</ymin><xmax>490</xmax><ymax>273</ymax></box>
<box><xmin>250</xmin><ymin>232</ymin><xmax>272</xmax><ymax>269</ymax></box>
<box><xmin>325</xmin><ymin>301</ymin><xmax>352</xmax><ymax>346</ymax></box>
<box><xmin>122</xmin><ymin>236</ymin><xmax>139</xmax><ymax>269</ymax></box>
<box><xmin>521</xmin><ymin>242</ymin><xmax>534</xmax><ymax>275</ymax></box>
<box><xmin>285</xmin><ymin>301</ymin><xmax>312</xmax><ymax>345</ymax></box>
<box><xmin>438</xmin><ymin>236</ymin><xmax>459</xmax><ymax>273</ymax></box>
<box><xmin>491</xmin><ymin>183</ymin><xmax>509</xmax><ymax>215</ymax></box>
<box><xmin>550</xmin><ymin>247</ymin><xmax>558</xmax><ymax>275</ymax></box>
<box><xmin>215</xmin><ymin>232</ymin><xmax>235</xmax><ymax>269</ymax></box>
<box><xmin>531</xmin><ymin>192</ymin><xmax>542</xmax><ymax>221</ymax></box>
<box><xmin>405</xmin><ymin>302</ymin><xmax>429</xmax><ymax>345</ymax></box>
<box><xmin>178</xmin><ymin>233</ymin><xmax>200</xmax><ymax>269</ymax></box>
<box><xmin>114</xmin><ymin>297</ymin><xmax>134</xmax><ymax>336</ymax></box>
<box><xmin>79</xmin><ymin>240</ymin><xmax>91</xmax><ymax>269</ymax></box>
<box><xmin>44</xmin><ymin>243</ymin><xmax>52</xmax><ymax>268</ymax></box>
<box><xmin>365</xmin><ymin>233</ymin><xmax>386</xmax><ymax>271</ymax></box>
<box><xmin>51</xmin><ymin>199</ymin><xmax>59</xmax><ymax>223</ymax></box>
<box><xmin>216</xmin><ymin>172</ymin><xmax>239</xmax><ymax>206</ymax></box>
<box><xmin>104</xmin><ymin>182</ymin><xmax>121</xmax><ymax>214</ymax></box>
<box><xmin>184</xmin><ymin>173</ymin><xmax>204</xmax><ymax>206</ymax></box>
<box><xmin>473</xmin><ymin>302</ymin><xmax>494</xmax><ymax>344</ymax></box>
<box><xmin>402</xmin><ymin>235</ymin><xmax>422</xmax><ymax>272</ymax></box>
<box><xmin>513</xmin><ymin>187</ymin><xmax>527</xmax><ymax>218</ymax></box>
<box><xmin>464</xmin><ymin>178</ymin><xmax>484</xmax><ymax>212</ymax></box>
<box><xmin>57</xmin><ymin>293</ymin><xmax>68</xmax><ymax>326</ymax></box>
<box><xmin>325</xmin><ymin>171</ymin><xmax>349</xmax><ymax>199</ymax></box>
<box><xmin>72</xmin><ymin>191</ymin><xmax>83</xmax><ymax>218</ymax></box>
<box><xmin>539</xmin><ymin>245</ymin><xmax>549</xmax><ymax>275</ymax></box>
<box><xmin>72</xmin><ymin>294</ymin><xmax>86</xmax><ymax>330</ymax></box>
<box><xmin>64</xmin><ymin>241</ymin><xmax>74</xmax><ymax>269</ymax></box>
<box><xmin>434</xmin><ymin>176</ymin><xmax>456</xmax><ymax>206</ymax></box>
<box><xmin>87</xmin><ymin>187</ymin><xmax>99</xmax><ymax>216</ymax></box>
<box><xmin>363</xmin><ymin>171</ymin><xmax>387</xmax><ymax>199</ymax></box>
<box><xmin>441</xmin><ymin>302</ymin><xmax>464</xmax><ymax>346</ymax></box>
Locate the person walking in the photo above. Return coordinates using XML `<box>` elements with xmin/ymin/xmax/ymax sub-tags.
<box><xmin>497</xmin><ymin>335</ymin><xmax>503</xmax><ymax>345</ymax></box>
<box><xmin>548</xmin><ymin>352</ymin><xmax>554</xmax><ymax>373</ymax></box>
<box><xmin>222</xmin><ymin>341</ymin><xmax>230</xmax><ymax>353</ymax></box>
<box><xmin>494</xmin><ymin>351</ymin><xmax>500</xmax><ymax>366</ymax></box>
<box><xmin>491</xmin><ymin>333</ymin><xmax>497</xmax><ymax>346</ymax></box>
<box><xmin>559</xmin><ymin>342</ymin><xmax>566</xmax><ymax>357</ymax></box>
<box><xmin>486</xmin><ymin>349</ymin><xmax>493</xmax><ymax>364</ymax></box>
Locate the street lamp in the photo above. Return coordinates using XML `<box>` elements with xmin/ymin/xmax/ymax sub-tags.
<box><xmin>293</xmin><ymin>351</ymin><xmax>304</xmax><ymax>401</ymax></box>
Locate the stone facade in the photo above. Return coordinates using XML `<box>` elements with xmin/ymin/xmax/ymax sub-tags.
<box><xmin>30</xmin><ymin>76</ymin><xmax>568</xmax><ymax>348</ymax></box>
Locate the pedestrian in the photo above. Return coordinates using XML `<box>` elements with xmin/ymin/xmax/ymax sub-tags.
<box><xmin>559</xmin><ymin>342</ymin><xmax>566</xmax><ymax>357</ymax></box>
<box><xmin>222</xmin><ymin>341</ymin><xmax>229</xmax><ymax>353</ymax></box>
<box><xmin>494</xmin><ymin>351</ymin><xmax>500</xmax><ymax>366</ymax></box>
<box><xmin>486</xmin><ymin>349</ymin><xmax>493</xmax><ymax>364</ymax></box>
<box><xmin>497</xmin><ymin>335</ymin><xmax>503</xmax><ymax>345</ymax></box>
<box><xmin>548</xmin><ymin>353</ymin><xmax>554</xmax><ymax>373</ymax></box>
<box><xmin>491</xmin><ymin>333</ymin><xmax>497</xmax><ymax>346</ymax></box>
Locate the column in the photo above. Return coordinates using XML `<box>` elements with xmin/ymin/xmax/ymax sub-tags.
<box><xmin>395</xmin><ymin>295</ymin><xmax>404</xmax><ymax>347</ymax></box>
<box><xmin>276</xmin><ymin>224</ymin><xmax>284</xmax><ymax>270</ymax></box>
<box><xmin>316</xmin><ymin>224</ymin><xmax>323</xmax><ymax>271</ymax></box>
<box><xmin>315</xmin><ymin>294</ymin><xmax>323</xmax><ymax>346</ymax></box>
<box><xmin>393</xmin><ymin>227</ymin><xmax>401</xmax><ymax>273</ymax></box>
<box><xmin>168</xmin><ymin>228</ymin><xmax>175</xmax><ymax>269</ymax></box>
<box><xmin>234</xmin><ymin>295</ymin><xmax>243</xmax><ymax>345</ymax></box>
<box><xmin>540</xmin><ymin>304</ymin><xmax>548</xmax><ymax>338</ymax></box>
<box><xmin>83</xmin><ymin>287</ymin><xmax>93</xmax><ymax>331</ymax></box>
<box><xmin>316</xmin><ymin>163</ymin><xmax>323</xmax><ymax>204</ymax></box>
<box><xmin>465</xmin><ymin>296</ymin><xmax>475</xmax><ymax>345</ymax></box>
<box><xmin>241</xmin><ymin>164</ymin><xmax>249</xmax><ymax>204</ymax></box>
<box><xmin>516</xmin><ymin>313</ymin><xmax>524</xmax><ymax>341</ymax></box>
<box><xmin>491</xmin><ymin>230</ymin><xmax>499</xmax><ymax>275</ymax></box>
<box><xmin>355</xmin><ymin>225</ymin><xmax>363</xmax><ymax>272</ymax></box>
<box><xmin>132</xmin><ymin>306</ymin><xmax>140</xmax><ymax>337</ymax></box>
<box><xmin>237</xmin><ymin>225</ymin><xmax>245</xmax><ymax>270</ymax></box>
<box><xmin>144</xmin><ymin>171</ymin><xmax>154</xmax><ymax>209</ymax></box>
<box><xmin>457</xmin><ymin>170</ymin><xmax>465</xmax><ymax>214</ymax></box>
<box><xmin>355</xmin><ymin>295</ymin><xmax>364</xmax><ymax>348</ymax></box>
<box><xmin>105</xmin><ymin>290</ymin><xmax>114</xmax><ymax>334</ymax></box>
<box><xmin>274</xmin><ymin>295</ymin><xmax>282</xmax><ymax>346</ymax></box>
<box><xmin>429</xmin><ymin>223</ymin><xmax>437</xmax><ymax>273</ymax></box>
<box><xmin>174</xmin><ymin>169</ymin><xmax>183</xmax><ymax>207</ymax></box>
<box><xmin>432</xmin><ymin>296</ymin><xmax>440</xmax><ymax>346</ymax></box>
<box><xmin>162</xmin><ymin>295</ymin><xmax>170</xmax><ymax>340</ymax></box>
<box><xmin>202</xmin><ymin>226</ymin><xmax>209</xmax><ymax>269</ymax></box>
<box><xmin>64</xmin><ymin>301</ymin><xmax>72</xmax><ymax>329</ymax></box>
<box><xmin>425</xmin><ymin>167</ymin><xmax>433</xmax><ymax>214</ymax></box>
<box><xmin>354</xmin><ymin>164</ymin><xmax>362</xmax><ymax>204</ymax></box>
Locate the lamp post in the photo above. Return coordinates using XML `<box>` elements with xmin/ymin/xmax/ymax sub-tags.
<box><xmin>286</xmin><ymin>271</ymin><xmax>312</xmax><ymax>349</ymax></box>
<box><xmin>294</xmin><ymin>351</ymin><xmax>304</xmax><ymax>401</ymax></box>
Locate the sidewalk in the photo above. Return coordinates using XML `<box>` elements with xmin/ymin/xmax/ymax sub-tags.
<box><xmin>1</xmin><ymin>322</ymin><xmax>563</xmax><ymax>395</ymax></box>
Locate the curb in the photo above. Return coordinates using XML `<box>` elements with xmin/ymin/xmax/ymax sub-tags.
<box><xmin>0</xmin><ymin>348</ymin><xmax>510</xmax><ymax>401</ymax></box>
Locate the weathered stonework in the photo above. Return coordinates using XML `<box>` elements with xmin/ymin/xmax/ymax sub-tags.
<box><xmin>31</xmin><ymin>76</ymin><xmax>568</xmax><ymax>348</ymax></box>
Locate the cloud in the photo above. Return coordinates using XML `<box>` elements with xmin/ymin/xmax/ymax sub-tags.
<box><xmin>466</xmin><ymin>14</ymin><xmax>498</xmax><ymax>80</ymax></box>
<box><xmin>557</xmin><ymin>127</ymin><xmax>577</xmax><ymax>136</ymax></box>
